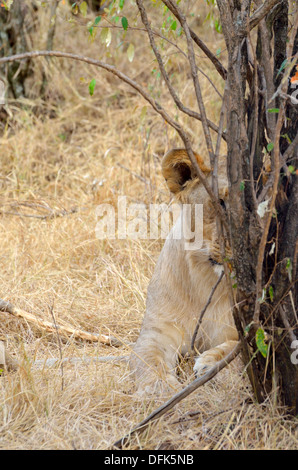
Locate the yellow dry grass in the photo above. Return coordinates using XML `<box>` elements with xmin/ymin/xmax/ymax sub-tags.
<box><xmin>0</xmin><ymin>2</ymin><xmax>297</xmax><ymax>450</ymax></box>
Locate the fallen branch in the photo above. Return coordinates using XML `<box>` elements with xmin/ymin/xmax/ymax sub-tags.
<box><xmin>113</xmin><ymin>341</ymin><xmax>241</xmax><ymax>449</ymax></box>
<box><xmin>0</xmin><ymin>298</ymin><xmax>121</xmax><ymax>347</ymax></box>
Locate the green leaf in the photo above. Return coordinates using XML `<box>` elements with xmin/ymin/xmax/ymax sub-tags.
<box><xmin>79</xmin><ymin>1</ymin><xmax>88</xmax><ymax>17</ymax></box>
<box><xmin>267</xmin><ymin>108</ymin><xmax>280</xmax><ymax>113</ymax></box>
<box><xmin>269</xmin><ymin>285</ymin><xmax>274</xmax><ymax>302</ymax></box>
<box><xmin>239</xmin><ymin>181</ymin><xmax>245</xmax><ymax>191</ymax></box>
<box><xmin>281</xmin><ymin>133</ymin><xmax>292</xmax><ymax>144</ymax></box>
<box><xmin>1</xmin><ymin>0</ymin><xmax>13</xmax><ymax>10</ymax></box>
<box><xmin>267</xmin><ymin>142</ymin><xmax>274</xmax><ymax>152</ymax></box>
<box><xmin>288</xmin><ymin>165</ymin><xmax>296</xmax><ymax>174</ymax></box>
<box><xmin>71</xmin><ymin>3</ymin><xmax>79</xmax><ymax>14</ymax></box>
<box><xmin>101</xmin><ymin>27</ymin><xmax>112</xmax><ymax>47</ymax></box>
<box><xmin>244</xmin><ymin>322</ymin><xmax>253</xmax><ymax>336</ymax></box>
<box><xmin>119</xmin><ymin>0</ymin><xmax>125</xmax><ymax>9</ymax></box>
<box><xmin>170</xmin><ymin>20</ymin><xmax>177</xmax><ymax>30</ymax></box>
<box><xmin>214</xmin><ymin>19</ymin><xmax>222</xmax><ymax>33</ymax></box>
<box><xmin>127</xmin><ymin>43</ymin><xmax>135</xmax><ymax>62</ymax></box>
<box><xmin>286</xmin><ymin>258</ymin><xmax>292</xmax><ymax>281</ymax></box>
<box><xmin>94</xmin><ymin>16</ymin><xmax>102</xmax><ymax>25</ymax></box>
<box><xmin>89</xmin><ymin>79</ymin><xmax>96</xmax><ymax>96</ymax></box>
<box><xmin>277</xmin><ymin>58</ymin><xmax>287</xmax><ymax>77</ymax></box>
<box><xmin>256</xmin><ymin>328</ymin><xmax>268</xmax><ymax>358</ymax></box>
<box><xmin>121</xmin><ymin>16</ymin><xmax>128</xmax><ymax>30</ymax></box>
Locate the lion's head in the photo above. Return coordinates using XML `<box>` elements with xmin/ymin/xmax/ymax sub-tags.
<box><xmin>161</xmin><ymin>148</ymin><xmax>230</xmax><ymax>266</ymax></box>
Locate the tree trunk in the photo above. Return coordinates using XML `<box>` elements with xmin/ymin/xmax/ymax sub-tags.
<box><xmin>0</xmin><ymin>0</ymin><xmax>31</xmax><ymax>99</ymax></box>
<box><xmin>218</xmin><ymin>0</ymin><xmax>298</xmax><ymax>412</ymax></box>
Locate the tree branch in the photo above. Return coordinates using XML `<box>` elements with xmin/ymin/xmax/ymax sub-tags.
<box><xmin>161</xmin><ymin>0</ymin><xmax>227</xmax><ymax>80</ymax></box>
<box><xmin>0</xmin><ymin>49</ymin><xmax>223</xmax><ymax>137</ymax></box>
<box><xmin>0</xmin><ymin>49</ymin><xmax>227</xmax><ymax>228</ymax></box>
<box><xmin>249</xmin><ymin>0</ymin><xmax>283</xmax><ymax>31</ymax></box>
<box><xmin>253</xmin><ymin>104</ymin><xmax>285</xmax><ymax>323</ymax></box>
<box><xmin>136</xmin><ymin>0</ymin><xmax>224</xmax><ymax>134</ymax></box>
<box><xmin>162</xmin><ymin>0</ymin><xmax>216</xmax><ymax>167</ymax></box>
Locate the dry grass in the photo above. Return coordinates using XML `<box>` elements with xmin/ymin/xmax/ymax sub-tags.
<box><xmin>0</xmin><ymin>2</ymin><xmax>297</xmax><ymax>450</ymax></box>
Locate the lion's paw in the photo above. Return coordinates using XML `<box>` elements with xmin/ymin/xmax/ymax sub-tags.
<box><xmin>193</xmin><ymin>356</ymin><xmax>215</xmax><ymax>377</ymax></box>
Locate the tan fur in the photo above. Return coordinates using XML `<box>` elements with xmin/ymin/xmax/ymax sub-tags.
<box><xmin>130</xmin><ymin>149</ymin><xmax>238</xmax><ymax>393</ymax></box>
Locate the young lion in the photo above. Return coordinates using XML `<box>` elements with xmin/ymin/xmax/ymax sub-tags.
<box><xmin>130</xmin><ymin>149</ymin><xmax>238</xmax><ymax>393</ymax></box>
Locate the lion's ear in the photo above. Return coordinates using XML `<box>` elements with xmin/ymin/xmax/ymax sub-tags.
<box><xmin>161</xmin><ymin>149</ymin><xmax>210</xmax><ymax>194</ymax></box>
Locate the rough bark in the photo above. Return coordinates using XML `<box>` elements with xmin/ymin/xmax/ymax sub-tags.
<box><xmin>218</xmin><ymin>0</ymin><xmax>298</xmax><ymax>411</ymax></box>
<box><xmin>0</xmin><ymin>0</ymin><xmax>31</xmax><ymax>99</ymax></box>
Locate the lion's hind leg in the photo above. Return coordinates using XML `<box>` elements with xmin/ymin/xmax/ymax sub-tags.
<box><xmin>193</xmin><ymin>340</ymin><xmax>239</xmax><ymax>376</ymax></box>
<box><xmin>130</xmin><ymin>322</ymin><xmax>183</xmax><ymax>394</ymax></box>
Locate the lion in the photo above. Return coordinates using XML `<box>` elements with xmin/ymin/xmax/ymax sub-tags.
<box><xmin>129</xmin><ymin>148</ymin><xmax>238</xmax><ymax>393</ymax></box>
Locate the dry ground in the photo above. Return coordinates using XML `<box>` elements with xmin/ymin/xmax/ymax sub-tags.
<box><xmin>0</xmin><ymin>1</ymin><xmax>297</xmax><ymax>450</ymax></box>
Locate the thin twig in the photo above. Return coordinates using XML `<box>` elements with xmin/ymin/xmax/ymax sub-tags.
<box><xmin>116</xmin><ymin>162</ymin><xmax>149</xmax><ymax>184</ymax></box>
<box><xmin>247</xmin><ymin>33</ymin><xmax>259</xmax><ymax>211</ymax></box>
<box><xmin>93</xmin><ymin>22</ymin><xmax>226</xmax><ymax>91</ymax></box>
<box><xmin>158</xmin><ymin>1</ymin><xmax>229</xmax><ymax>231</ymax></box>
<box><xmin>160</xmin><ymin>0</ymin><xmax>227</xmax><ymax>80</ymax></box>
<box><xmin>0</xmin><ymin>50</ymin><xmax>227</xmax><ymax>226</ymax></box>
<box><xmin>212</xmin><ymin>91</ymin><xmax>238</xmax><ymax>336</ymax></box>
<box><xmin>136</xmin><ymin>0</ymin><xmax>224</xmax><ymax>135</ymax></box>
<box><xmin>254</xmin><ymin>9</ymin><xmax>298</xmax><ymax>323</ymax></box>
<box><xmin>191</xmin><ymin>271</ymin><xmax>224</xmax><ymax>351</ymax></box>
<box><xmin>113</xmin><ymin>341</ymin><xmax>241</xmax><ymax>449</ymax></box>
<box><xmin>162</xmin><ymin>0</ymin><xmax>215</xmax><ymax>166</ymax></box>
<box><xmin>278</xmin><ymin>306</ymin><xmax>297</xmax><ymax>344</ymax></box>
<box><xmin>0</xmin><ymin>50</ymin><xmax>222</xmax><ymax>138</ymax></box>
<box><xmin>257</xmin><ymin>133</ymin><xmax>298</xmax><ymax>204</ymax></box>
<box><xmin>253</xmin><ymin>104</ymin><xmax>285</xmax><ymax>323</ymax></box>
